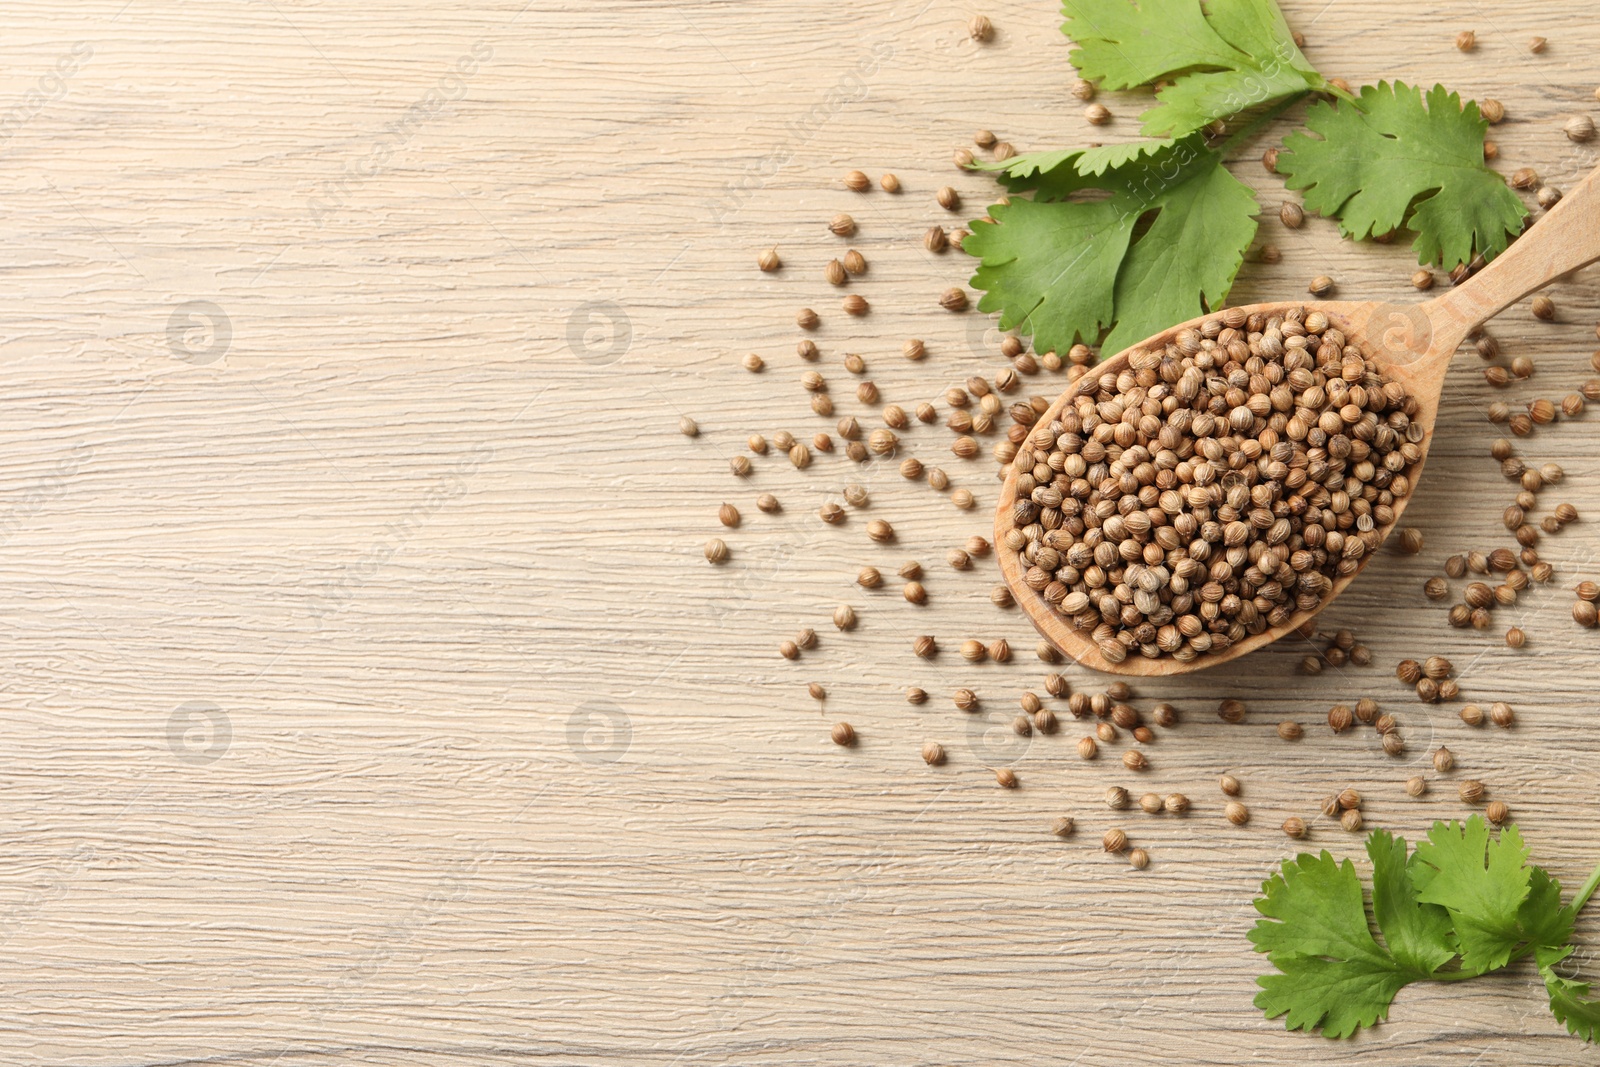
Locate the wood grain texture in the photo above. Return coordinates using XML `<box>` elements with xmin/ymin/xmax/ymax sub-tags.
<box><xmin>3</xmin><ymin>0</ymin><xmax>1600</xmax><ymax>1063</ymax></box>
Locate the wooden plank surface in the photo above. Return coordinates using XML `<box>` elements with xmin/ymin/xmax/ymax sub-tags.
<box><xmin>3</xmin><ymin>0</ymin><xmax>1600</xmax><ymax>1062</ymax></box>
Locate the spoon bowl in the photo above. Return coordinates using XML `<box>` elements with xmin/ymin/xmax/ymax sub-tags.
<box><xmin>996</xmin><ymin>163</ymin><xmax>1600</xmax><ymax>675</ymax></box>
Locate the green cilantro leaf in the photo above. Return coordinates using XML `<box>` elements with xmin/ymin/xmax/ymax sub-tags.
<box><xmin>1249</xmin><ymin>850</ymin><xmax>1415</xmax><ymax>1037</ymax></box>
<box><xmin>1367</xmin><ymin>830</ymin><xmax>1456</xmax><ymax>976</ymax></box>
<box><xmin>963</xmin><ymin>136</ymin><xmax>1257</xmax><ymax>355</ymax></box>
<box><xmin>1278</xmin><ymin>81</ymin><xmax>1527</xmax><ymax>268</ymax></box>
<box><xmin>1539</xmin><ymin>945</ymin><xmax>1600</xmax><ymax>1043</ymax></box>
<box><xmin>1412</xmin><ymin>818</ymin><xmax>1535</xmax><ymax>972</ymax></box>
<box><xmin>1062</xmin><ymin>0</ymin><xmax>1321</xmax><ymax>138</ymax></box>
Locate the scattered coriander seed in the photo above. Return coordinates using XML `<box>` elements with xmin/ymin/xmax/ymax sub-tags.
<box><xmin>1070</xmin><ymin>78</ymin><xmax>1095</xmax><ymax>102</ymax></box>
<box><xmin>788</xmin><ymin>443</ymin><xmax>811</xmax><ymax>469</ymax></box>
<box><xmin>830</xmin><ymin>722</ymin><xmax>855</xmax><ymax>746</ymax></box>
<box><xmin>1455</xmin><ymin>29</ymin><xmax>1475</xmax><ymax>51</ymax></box>
<box><xmin>833</xmin><ymin>605</ymin><xmax>857</xmax><ymax>631</ymax></box>
<box><xmin>990</xmin><ymin>584</ymin><xmax>1014</xmax><ymax>608</ymax></box>
<box><xmin>1396</xmin><ymin>659</ymin><xmax>1423</xmax><ymax>684</ymax></box>
<box><xmin>842</xmin><ymin>294</ymin><xmax>869</xmax><ymax>316</ymax></box>
<box><xmin>936</xmin><ymin>186</ymin><xmax>961</xmax><ymax>211</ymax></box>
<box><xmin>1506</xmin><ymin>627</ymin><xmax>1526</xmax><ymax>648</ymax></box>
<box><xmin>1279</xmin><ymin>202</ymin><xmax>1304</xmax><ymax>229</ymax></box>
<box><xmin>1050</xmin><ymin>815</ymin><xmax>1074</xmax><ymax>836</ymax></box>
<box><xmin>903</xmin><ymin>581</ymin><xmax>927</xmax><ymax>605</ymax></box>
<box><xmin>1340</xmin><ymin>808</ymin><xmax>1364</xmax><ymax>833</ymax></box>
<box><xmin>1225</xmin><ymin>801</ymin><xmax>1249</xmax><ymax>826</ymax></box>
<box><xmin>705</xmin><ymin>537</ymin><xmax>729</xmax><ymax>564</ymax></box>
<box><xmin>1282</xmin><ymin>817</ymin><xmax>1308</xmax><ymax>839</ymax></box>
<box><xmin>973</xmin><ymin>129</ymin><xmax>996</xmax><ymax>149</ymax></box>
<box><xmin>1424</xmin><ymin>577</ymin><xmax>1448</xmax><ymax>600</ymax></box>
<box><xmin>1077</xmin><ymin>736</ymin><xmax>1099</xmax><ymax>760</ymax></box>
<box><xmin>1399</xmin><ymin>528</ymin><xmax>1424</xmax><ymax>554</ymax></box>
<box><xmin>1480</xmin><ymin>98</ymin><xmax>1505</xmax><ymax>123</ymax></box>
<box><xmin>1337</xmin><ymin>788</ymin><xmax>1363</xmax><ymax>812</ymax></box>
<box><xmin>898</xmin><ymin>561</ymin><xmax>922</xmax><ymax>581</ymax></box>
<box><xmin>808</xmin><ymin>682</ymin><xmax>827</xmax><ymax>702</ymax></box>
<box><xmin>1538</xmin><ymin>185</ymin><xmax>1562</xmax><ymax>210</ymax></box>
<box><xmin>968</xmin><ymin>13</ymin><xmax>993</xmax><ymax>41</ymax></box>
<box><xmin>1128</xmin><ymin>848</ymin><xmax>1150</xmax><ymax>870</ymax></box>
<box><xmin>1036</xmin><ymin>640</ymin><xmax>1060</xmax><ymax>664</ymax></box>
<box><xmin>857</xmin><ymin>566</ymin><xmax>882</xmax><ymax>589</ymax></box>
<box><xmin>921</xmin><ymin>741</ymin><xmax>946</xmax><ymax>766</ymax></box>
<box><xmin>742</xmin><ymin>353</ymin><xmax>765</xmax><ymax>373</ymax></box>
<box><xmin>988</xmin><ymin>639</ymin><xmax>1011</xmax><ymax>663</ymax></box>
<box><xmin>913</xmin><ymin>635</ymin><xmax>937</xmax><ymax>659</ymax></box>
<box><xmin>796</xmin><ymin>308</ymin><xmax>819</xmax><ymax>330</ymax></box>
<box><xmin>1423</xmin><ymin>655</ymin><xmax>1452</xmax><ymax>680</ymax></box>
<box><xmin>727</xmin><ymin>455</ymin><xmax>752</xmax><ymax>478</ymax></box>
<box><xmin>829</xmin><ymin>213</ymin><xmax>856</xmax><ymax>237</ymax></box>
<box><xmin>1459</xmin><ymin>779</ymin><xmax>1485</xmax><ymax>803</ymax></box>
<box><xmin>843</xmin><ymin>169</ymin><xmax>870</xmax><ymax>192</ymax></box>
<box><xmin>1578</xmin><ymin>580</ymin><xmax>1600</xmax><ymax>601</ymax></box>
<box><xmin>1102</xmin><ymin>828</ymin><xmax>1127</xmax><ymax>853</ymax></box>
<box><xmin>818</xmin><ymin>502</ymin><xmax>844</xmax><ymax>525</ymax></box>
<box><xmin>951</xmin><ymin>488</ymin><xmax>975</xmax><ymax>509</ymax></box>
<box><xmin>940</xmin><ymin>287</ymin><xmax>969</xmax><ymax>312</ymax></box>
<box><xmin>1278</xmin><ymin>720</ymin><xmax>1303</xmax><ymax>742</ymax></box>
<box><xmin>1328</xmin><ymin>704</ymin><xmax>1353</xmax><ymax>732</ymax></box>
<box><xmin>1446</xmin><ymin>554</ymin><xmax>1468</xmax><ymax>578</ymax></box>
<box><xmin>1320</xmin><ymin>795</ymin><xmax>1341</xmax><ymax>818</ymax></box>
<box><xmin>1490</xmin><ymin>701</ymin><xmax>1515</xmax><ymax>728</ymax></box>
<box><xmin>779</xmin><ymin>639</ymin><xmax>799</xmax><ymax>660</ymax></box>
<box><xmin>1566</xmin><ymin>115</ymin><xmax>1597</xmax><ymax>143</ymax></box>
<box><xmin>1529</xmin><ymin>35</ymin><xmax>1547</xmax><ymax>53</ymax></box>
<box><xmin>1308</xmin><ymin>275</ymin><xmax>1334</xmax><ymax>296</ymax></box>
<box><xmin>1219</xmin><ymin>774</ymin><xmax>1241</xmax><ymax>797</ymax></box>
<box><xmin>1105</xmin><ymin>786</ymin><xmax>1130</xmax><ymax>810</ymax></box>
<box><xmin>795</xmin><ymin>627</ymin><xmax>817</xmax><ymax>650</ymax></box>
<box><xmin>953</xmin><ymin>147</ymin><xmax>974</xmax><ymax>168</ymax></box>
<box><xmin>1406</xmin><ymin>775</ymin><xmax>1427</xmax><ymax>797</ymax></box>
<box><xmin>906</xmin><ymin>686</ymin><xmax>928</xmax><ymax>705</ymax></box>
<box><xmin>718</xmin><ymin>503</ymin><xmax>741</xmax><ymax>528</ymax></box>
<box><xmin>994</xmin><ymin>767</ymin><xmax>1018</xmax><ymax>788</ymax></box>
<box><xmin>1412</xmin><ymin>269</ymin><xmax>1435</xmax><ymax>290</ymax></box>
<box><xmin>1218</xmin><ymin>699</ymin><xmax>1246</xmax><ymax>724</ymax></box>
<box><xmin>1432</xmin><ymin>747</ymin><xmax>1456</xmax><ymax>773</ymax></box>
<box><xmin>923</xmin><ymin>225</ymin><xmax>948</xmax><ymax>253</ymax></box>
<box><xmin>1355</xmin><ymin>698</ymin><xmax>1379</xmax><ymax>724</ymax></box>
<box><xmin>824</xmin><ymin>259</ymin><xmax>847</xmax><ymax>287</ymax></box>
<box><xmin>1084</xmin><ymin>103</ymin><xmax>1111</xmax><ymax>126</ymax></box>
<box><xmin>1532</xmin><ymin>294</ymin><xmax>1556</xmax><ymax>321</ymax></box>
<box><xmin>1511</xmin><ymin>167</ymin><xmax>1539</xmax><ymax>190</ymax></box>
<box><xmin>1122</xmin><ymin>750</ymin><xmax>1148</xmax><ymax>771</ymax></box>
<box><xmin>953</xmin><ymin>688</ymin><xmax>977</xmax><ymax>711</ymax></box>
<box><xmin>842</xmin><ymin>484</ymin><xmax>868</xmax><ymax>507</ymax></box>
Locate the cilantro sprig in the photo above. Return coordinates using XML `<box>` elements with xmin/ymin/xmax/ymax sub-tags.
<box><xmin>962</xmin><ymin>0</ymin><xmax>1523</xmax><ymax>356</ymax></box>
<box><xmin>1251</xmin><ymin>817</ymin><xmax>1600</xmax><ymax>1042</ymax></box>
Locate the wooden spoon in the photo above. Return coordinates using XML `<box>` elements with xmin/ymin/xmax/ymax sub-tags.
<box><xmin>996</xmin><ymin>162</ymin><xmax>1600</xmax><ymax>676</ymax></box>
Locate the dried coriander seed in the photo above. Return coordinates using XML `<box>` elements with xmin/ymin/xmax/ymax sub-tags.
<box><xmin>968</xmin><ymin>13</ymin><xmax>993</xmax><ymax>41</ymax></box>
<box><xmin>1459</xmin><ymin>779</ymin><xmax>1485</xmax><ymax>803</ymax></box>
<box><xmin>1077</xmin><ymin>736</ymin><xmax>1098</xmax><ymax>760</ymax></box>
<box><xmin>990</xmin><ymin>585</ymin><xmax>1014</xmax><ymax>608</ymax></box>
<box><xmin>1399</xmin><ymin>528</ymin><xmax>1424</xmax><ymax>554</ymax></box>
<box><xmin>833</xmin><ymin>605</ymin><xmax>857</xmax><ymax>630</ymax></box>
<box><xmin>829</xmin><ymin>213</ymin><xmax>856</xmax><ymax>237</ymax></box>
<box><xmin>903</xmin><ymin>581</ymin><xmax>927</xmax><ymax>605</ymax></box>
<box><xmin>779</xmin><ymin>639</ymin><xmax>799</xmax><ymax>660</ymax></box>
<box><xmin>830</xmin><ymin>722</ymin><xmax>855</xmax><ymax>746</ymax></box>
<box><xmin>1050</xmin><ymin>815</ymin><xmax>1074</xmax><ymax>836</ymax></box>
<box><xmin>921</xmin><ymin>741</ymin><xmax>945</xmax><ymax>765</ymax></box>
<box><xmin>1279</xmin><ymin>202</ymin><xmax>1305</xmax><ymax>228</ymax></box>
<box><xmin>1084</xmin><ymin>103</ymin><xmax>1111</xmax><ymax>126</ymax></box>
<box><xmin>1225</xmin><ymin>801</ymin><xmax>1249</xmax><ymax>826</ymax></box>
<box><xmin>796</xmin><ymin>308</ymin><xmax>819</xmax><ymax>331</ymax></box>
<box><xmin>879</xmin><ymin>173</ymin><xmax>899</xmax><ymax>193</ymax></box>
<box><xmin>842</xmin><ymin>294</ymin><xmax>869</xmax><ymax>317</ymax></box>
<box><xmin>705</xmin><ymin>537</ymin><xmax>729</xmax><ymax>564</ymax></box>
<box><xmin>1277</xmin><ymin>720</ymin><xmax>1302</xmax><ymax>741</ymax></box>
<box><xmin>940</xmin><ymin>287</ymin><xmax>969</xmax><ymax>312</ymax></box>
<box><xmin>1105</xmin><ymin>786</ymin><xmax>1130</xmax><ymax>810</ymax></box>
<box><xmin>1506</xmin><ymin>627</ymin><xmax>1526</xmax><ymax>648</ymax></box>
<box><xmin>1328</xmin><ymin>704</ymin><xmax>1353</xmax><ymax>732</ymax></box>
<box><xmin>1218</xmin><ymin>699</ymin><xmax>1246</xmax><ymax>723</ymax></box>
<box><xmin>1122</xmin><ymin>750</ymin><xmax>1148</xmax><ymax>771</ymax></box>
<box><xmin>1102</xmin><ymin>828</ymin><xmax>1127</xmax><ymax>853</ymax></box>
<box><xmin>1138</xmin><ymin>792</ymin><xmax>1162</xmax><ymax>814</ymax></box>
<box><xmin>953</xmin><ymin>688</ymin><xmax>978</xmax><ymax>711</ymax></box>
<box><xmin>1219</xmin><ymin>774</ymin><xmax>1241</xmax><ymax>797</ymax></box>
<box><xmin>1566</xmin><ymin>115</ymin><xmax>1597</xmax><ymax>143</ymax></box>
<box><xmin>936</xmin><ymin>186</ymin><xmax>961</xmax><ymax>211</ymax></box>
<box><xmin>1282</xmin><ymin>817</ymin><xmax>1308</xmax><ymax>839</ymax></box>
<box><xmin>1128</xmin><ymin>848</ymin><xmax>1150</xmax><ymax>870</ymax></box>
<box><xmin>906</xmin><ymin>686</ymin><xmax>928</xmax><ymax>705</ymax></box>
<box><xmin>1490</xmin><ymin>701</ymin><xmax>1515</xmax><ymax>727</ymax></box>
<box><xmin>1455</xmin><ymin>29</ymin><xmax>1475</xmax><ymax>50</ymax></box>
<box><xmin>795</xmin><ymin>627</ymin><xmax>817</xmax><ymax>650</ymax></box>
<box><xmin>994</xmin><ymin>767</ymin><xmax>1017</xmax><ymax>788</ymax></box>
<box><xmin>1340</xmin><ymin>808</ymin><xmax>1364</xmax><ymax>833</ymax></box>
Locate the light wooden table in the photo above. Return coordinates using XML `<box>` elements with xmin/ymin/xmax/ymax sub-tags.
<box><xmin>4</xmin><ymin>1</ymin><xmax>1600</xmax><ymax>1062</ymax></box>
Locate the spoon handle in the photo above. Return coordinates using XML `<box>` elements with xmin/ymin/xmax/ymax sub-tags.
<box><xmin>1424</xmin><ymin>162</ymin><xmax>1600</xmax><ymax>352</ymax></box>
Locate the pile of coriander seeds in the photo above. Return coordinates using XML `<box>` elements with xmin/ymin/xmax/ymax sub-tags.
<box><xmin>1006</xmin><ymin>306</ymin><xmax>1422</xmax><ymax>665</ymax></box>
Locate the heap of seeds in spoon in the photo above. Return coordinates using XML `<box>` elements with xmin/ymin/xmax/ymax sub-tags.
<box><xmin>1007</xmin><ymin>306</ymin><xmax>1423</xmax><ymax>665</ymax></box>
